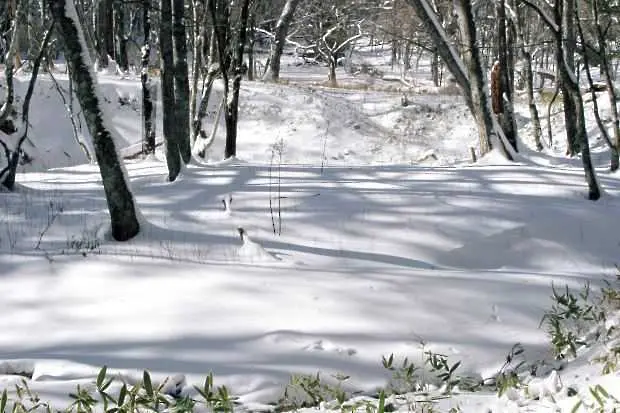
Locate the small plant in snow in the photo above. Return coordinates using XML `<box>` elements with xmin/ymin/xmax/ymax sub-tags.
<box><xmin>570</xmin><ymin>384</ymin><xmax>620</xmax><ymax>413</ymax></box>
<box><xmin>66</xmin><ymin>229</ymin><xmax>101</xmax><ymax>256</ymax></box>
<box><xmin>492</xmin><ymin>343</ymin><xmax>527</xmax><ymax>397</ymax></box>
<box><xmin>424</xmin><ymin>350</ymin><xmax>481</xmax><ymax>394</ymax></box>
<box><xmin>382</xmin><ymin>353</ymin><xmax>422</xmax><ymax>394</ymax></box>
<box><xmin>540</xmin><ymin>282</ymin><xmax>598</xmax><ymax>359</ymax></box>
<box><xmin>278</xmin><ymin>372</ymin><xmax>351</xmax><ymax>410</ymax></box>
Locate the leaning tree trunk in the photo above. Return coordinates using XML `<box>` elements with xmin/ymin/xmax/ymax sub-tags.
<box><xmin>454</xmin><ymin>0</ymin><xmax>496</xmax><ymax>157</ymax></box>
<box><xmin>172</xmin><ymin>0</ymin><xmax>191</xmax><ymax>163</ymax></box>
<box><xmin>266</xmin><ymin>0</ymin><xmax>302</xmax><ymax>82</ymax></box>
<box><xmin>46</xmin><ymin>0</ymin><xmax>140</xmax><ymax>240</ymax></box>
<box><xmin>577</xmin><ymin>14</ymin><xmax>618</xmax><ymax>171</ymax></box>
<box><xmin>160</xmin><ymin>0</ymin><xmax>181</xmax><ymax>180</ymax></box>
<box><xmin>1</xmin><ymin>23</ymin><xmax>53</xmax><ymax>190</ymax></box>
<box><xmin>550</xmin><ymin>1</ymin><xmax>599</xmax><ymax>199</ymax></box>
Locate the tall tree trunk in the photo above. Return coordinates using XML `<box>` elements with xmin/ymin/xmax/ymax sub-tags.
<box><xmin>46</xmin><ymin>0</ymin><xmax>140</xmax><ymax>240</ymax></box>
<box><xmin>224</xmin><ymin>0</ymin><xmax>251</xmax><ymax>159</ymax></box>
<box><xmin>2</xmin><ymin>23</ymin><xmax>53</xmax><ymax>190</ymax></box>
<box><xmin>454</xmin><ymin>0</ymin><xmax>497</xmax><ymax>156</ymax></box>
<box><xmin>172</xmin><ymin>0</ymin><xmax>191</xmax><ymax>163</ymax></box>
<box><xmin>513</xmin><ymin>2</ymin><xmax>542</xmax><ymax>150</ymax></box>
<box><xmin>496</xmin><ymin>0</ymin><xmax>518</xmax><ymax>151</ymax></box>
<box><xmin>114</xmin><ymin>0</ymin><xmax>128</xmax><ymax>72</ymax></box>
<box><xmin>160</xmin><ymin>0</ymin><xmax>181</xmax><ymax>180</ymax></box>
<box><xmin>96</xmin><ymin>0</ymin><xmax>114</xmax><ymax>67</ymax></box>
<box><xmin>141</xmin><ymin>0</ymin><xmax>155</xmax><ymax>154</ymax></box>
<box><xmin>265</xmin><ymin>0</ymin><xmax>301</xmax><ymax>82</ymax></box>
<box><xmin>190</xmin><ymin>0</ymin><xmax>204</xmax><ymax>145</ymax></box>
<box><xmin>208</xmin><ymin>0</ymin><xmax>231</xmax><ymax>158</ymax></box>
<box><xmin>592</xmin><ymin>0</ymin><xmax>620</xmax><ymax>171</ymax></box>
<box><xmin>561</xmin><ymin>0</ymin><xmax>580</xmax><ymax>155</ymax></box>
<box><xmin>193</xmin><ymin>31</ymin><xmax>218</xmax><ymax>154</ymax></box>
<box><xmin>576</xmin><ymin>4</ymin><xmax>618</xmax><ymax>171</ymax></box>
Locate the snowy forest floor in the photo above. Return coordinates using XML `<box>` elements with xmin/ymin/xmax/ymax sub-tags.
<box><xmin>1</xmin><ymin>54</ymin><xmax>620</xmax><ymax>412</ymax></box>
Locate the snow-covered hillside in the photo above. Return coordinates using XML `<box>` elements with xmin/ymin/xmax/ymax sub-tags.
<box><xmin>1</xmin><ymin>53</ymin><xmax>620</xmax><ymax>413</ymax></box>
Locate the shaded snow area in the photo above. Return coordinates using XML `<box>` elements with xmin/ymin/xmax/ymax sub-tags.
<box><xmin>1</xmin><ymin>57</ymin><xmax>620</xmax><ymax>413</ymax></box>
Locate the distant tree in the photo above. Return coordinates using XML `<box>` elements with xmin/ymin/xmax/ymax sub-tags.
<box><xmin>208</xmin><ymin>0</ymin><xmax>252</xmax><ymax>159</ymax></box>
<box><xmin>264</xmin><ymin>0</ymin><xmax>302</xmax><ymax>82</ymax></box>
<box><xmin>46</xmin><ymin>0</ymin><xmax>141</xmax><ymax>239</ymax></box>
<box><xmin>523</xmin><ymin>0</ymin><xmax>600</xmax><ymax>200</ymax></box>
<box><xmin>404</xmin><ymin>0</ymin><xmax>513</xmax><ymax>159</ymax></box>
<box><xmin>160</xmin><ymin>0</ymin><xmax>182</xmax><ymax>180</ymax></box>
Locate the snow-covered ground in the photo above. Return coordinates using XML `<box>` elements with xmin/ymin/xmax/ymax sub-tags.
<box><xmin>1</xmin><ymin>50</ymin><xmax>619</xmax><ymax>412</ymax></box>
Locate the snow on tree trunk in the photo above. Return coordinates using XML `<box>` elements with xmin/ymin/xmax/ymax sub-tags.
<box><xmin>496</xmin><ymin>0</ymin><xmax>518</xmax><ymax>152</ymax></box>
<box><xmin>224</xmin><ymin>0</ymin><xmax>251</xmax><ymax>159</ymax></box>
<box><xmin>561</xmin><ymin>0</ymin><xmax>580</xmax><ymax>156</ymax></box>
<box><xmin>454</xmin><ymin>0</ymin><xmax>495</xmax><ymax>156</ymax></box>
<box><xmin>141</xmin><ymin>0</ymin><xmax>155</xmax><ymax>155</ymax></box>
<box><xmin>46</xmin><ymin>0</ymin><xmax>140</xmax><ymax>240</ymax></box>
<box><xmin>266</xmin><ymin>0</ymin><xmax>301</xmax><ymax>82</ymax></box>
<box><xmin>172</xmin><ymin>0</ymin><xmax>191</xmax><ymax>164</ymax></box>
<box><xmin>160</xmin><ymin>0</ymin><xmax>181</xmax><ymax>180</ymax></box>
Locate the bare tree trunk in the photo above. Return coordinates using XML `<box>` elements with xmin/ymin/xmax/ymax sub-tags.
<box><xmin>512</xmin><ymin>2</ymin><xmax>543</xmax><ymax>150</ymax></box>
<box><xmin>47</xmin><ymin>0</ymin><xmax>141</xmax><ymax>239</ymax></box>
<box><xmin>193</xmin><ymin>32</ymin><xmax>218</xmax><ymax>154</ymax></box>
<box><xmin>454</xmin><ymin>0</ymin><xmax>497</xmax><ymax>157</ymax></box>
<box><xmin>561</xmin><ymin>0</ymin><xmax>580</xmax><ymax>156</ymax></box>
<box><xmin>1</xmin><ymin>23</ymin><xmax>52</xmax><ymax>190</ymax></box>
<box><xmin>576</xmin><ymin>5</ymin><xmax>618</xmax><ymax>171</ymax></box>
<box><xmin>114</xmin><ymin>0</ymin><xmax>128</xmax><ymax>72</ymax></box>
<box><xmin>190</xmin><ymin>0</ymin><xmax>204</xmax><ymax>145</ymax></box>
<box><xmin>224</xmin><ymin>0</ymin><xmax>251</xmax><ymax>159</ymax></box>
<box><xmin>141</xmin><ymin>0</ymin><xmax>155</xmax><ymax>154</ymax></box>
<box><xmin>496</xmin><ymin>0</ymin><xmax>518</xmax><ymax>151</ymax></box>
<box><xmin>592</xmin><ymin>0</ymin><xmax>620</xmax><ymax>171</ymax></box>
<box><xmin>172</xmin><ymin>0</ymin><xmax>191</xmax><ymax>163</ymax></box>
<box><xmin>0</xmin><ymin>0</ymin><xmax>27</xmax><ymax>125</ymax></box>
<box><xmin>96</xmin><ymin>0</ymin><xmax>114</xmax><ymax>68</ymax></box>
<box><xmin>266</xmin><ymin>0</ymin><xmax>302</xmax><ymax>82</ymax></box>
<box><xmin>160</xmin><ymin>0</ymin><xmax>181</xmax><ymax>180</ymax></box>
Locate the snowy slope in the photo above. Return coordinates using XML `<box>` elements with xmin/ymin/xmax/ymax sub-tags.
<box><xmin>1</xmin><ymin>54</ymin><xmax>620</xmax><ymax>413</ymax></box>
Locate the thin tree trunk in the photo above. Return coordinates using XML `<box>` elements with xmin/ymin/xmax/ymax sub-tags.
<box><xmin>193</xmin><ymin>32</ymin><xmax>218</xmax><ymax>154</ymax></box>
<box><xmin>561</xmin><ymin>0</ymin><xmax>580</xmax><ymax>155</ymax></box>
<box><xmin>172</xmin><ymin>0</ymin><xmax>191</xmax><ymax>163</ymax></box>
<box><xmin>2</xmin><ymin>23</ymin><xmax>53</xmax><ymax>190</ymax></box>
<box><xmin>160</xmin><ymin>0</ymin><xmax>181</xmax><ymax>180</ymax></box>
<box><xmin>576</xmin><ymin>6</ymin><xmax>618</xmax><ymax>171</ymax></box>
<box><xmin>454</xmin><ymin>0</ymin><xmax>496</xmax><ymax>156</ymax></box>
<box><xmin>141</xmin><ymin>0</ymin><xmax>155</xmax><ymax>154</ymax></box>
<box><xmin>496</xmin><ymin>0</ymin><xmax>518</xmax><ymax>151</ymax></box>
<box><xmin>47</xmin><ymin>0</ymin><xmax>140</xmax><ymax>239</ymax></box>
<box><xmin>266</xmin><ymin>0</ymin><xmax>302</xmax><ymax>82</ymax></box>
<box><xmin>592</xmin><ymin>0</ymin><xmax>620</xmax><ymax>171</ymax></box>
<box><xmin>224</xmin><ymin>0</ymin><xmax>251</xmax><ymax>159</ymax></box>
<box><xmin>114</xmin><ymin>0</ymin><xmax>128</xmax><ymax>72</ymax></box>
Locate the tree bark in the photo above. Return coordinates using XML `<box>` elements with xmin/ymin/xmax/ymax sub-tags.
<box><xmin>141</xmin><ymin>0</ymin><xmax>155</xmax><ymax>155</ymax></box>
<box><xmin>561</xmin><ymin>0</ymin><xmax>580</xmax><ymax>155</ymax></box>
<box><xmin>224</xmin><ymin>0</ymin><xmax>251</xmax><ymax>159</ymax></box>
<box><xmin>266</xmin><ymin>0</ymin><xmax>302</xmax><ymax>82</ymax></box>
<box><xmin>454</xmin><ymin>0</ymin><xmax>495</xmax><ymax>156</ymax></box>
<box><xmin>496</xmin><ymin>0</ymin><xmax>518</xmax><ymax>151</ymax></box>
<box><xmin>172</xmin><ymin>0</ymin><xmax>191</xmax><ymax>163</ymax></box>
<box><xmin>160</xmin><ymin>0</ymin><xmax>181</xmax><ymax>180</ymax></box>
<box><xmin>46</xmin><ymin>0</ymin><xmax>140</xmax><ymax>239</ymax></box>
<box><xmin>592</xmin><ymin>0</ymin><xmax>620</xmax><ymax>171</ymax></box>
